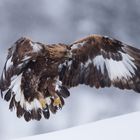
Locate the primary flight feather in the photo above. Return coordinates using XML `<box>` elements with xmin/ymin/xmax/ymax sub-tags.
<box><xmin>0</xmin><ymin>34</ymin><xmax>140</xmax><ymax>121</ymax></box>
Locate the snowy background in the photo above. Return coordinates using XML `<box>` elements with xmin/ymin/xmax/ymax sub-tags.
<box><xmin>1</xmin><ymin>0</ymin><xmax>140</xmax><ymax>139</ymax></box>
<box><xmin>13</xmin><ymin>112</ymin><xmax>140</xmax><ymax>140</ymax></box>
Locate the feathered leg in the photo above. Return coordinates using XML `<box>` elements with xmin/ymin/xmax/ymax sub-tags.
<box><xmin>47</xmin><ymin>78</ymin><xmax>63</xmax><ymax>108</ymax></box>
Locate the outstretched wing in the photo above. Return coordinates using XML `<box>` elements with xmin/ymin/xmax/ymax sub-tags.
<box><xmin>59</xmin><ymin>35</ymin><xmax>140</xmax><ymax>93</ymax></box>
<box><xmin>0</xmin><ymin>37</ymin><xmax>47</xmax><ymax>121</ymax></box>
<box><xmin>0</xmin><ymin>37</ymin><xmax>43</xmax><ymax>92</ymax></box>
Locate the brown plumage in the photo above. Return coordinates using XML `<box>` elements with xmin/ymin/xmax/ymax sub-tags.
<box><xmin>1</xmin><ymin>34</ymin><xmax>140</xmax><ymax>121</ymax></box>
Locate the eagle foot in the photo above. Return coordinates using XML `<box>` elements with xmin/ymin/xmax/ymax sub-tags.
<box><xmin>39</xmin><ymin>98</ymin><xmax>47</xmax><ymax>109</ymax></box>
<box><xmin>53</xmin><ymin>97</ymin><xmax>62</xmax><ymax>107</ymax></box>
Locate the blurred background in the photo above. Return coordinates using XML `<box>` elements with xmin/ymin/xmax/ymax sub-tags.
<box><xmin>1</xmin><ymin>0</ymin><xmax>140</xmax><ymax>139</ymax></box>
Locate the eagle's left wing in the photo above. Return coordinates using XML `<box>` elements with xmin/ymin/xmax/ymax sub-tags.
<box><xmin>59</xmin><ymin>35</ymin><xmax>140</xmax><ymax>93</ymax></box>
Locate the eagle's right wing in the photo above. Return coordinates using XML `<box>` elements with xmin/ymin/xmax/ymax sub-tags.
<box><xmin>0</xmin><ymin>37</ymin><xmax>45</xmax><ymax>121</ymax></box>
<box><xmin>0</xmin><ymin>37</ymin><xmax>42</xmax><ymax>92</ymax></box>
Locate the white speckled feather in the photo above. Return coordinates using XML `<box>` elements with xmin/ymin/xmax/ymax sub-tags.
<box><xmin>6</xmin><ymin>56</ymin><xmax>13</xmax><ymax>71</ymax></box>
<box><xmin>9</xmin><ymin>73</ymin><xmax>23</xmax><ymax>102</ymax></box>
<box><xmin>83</xmin><ymin>52</ymin><xmax>136</xmax><ymax>81</ymax></box>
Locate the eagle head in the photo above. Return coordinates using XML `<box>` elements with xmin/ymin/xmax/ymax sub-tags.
<box><xmin>47</xmin><ymin>44</ymin><xmax>71</xmax><ymax>60</ymax></box>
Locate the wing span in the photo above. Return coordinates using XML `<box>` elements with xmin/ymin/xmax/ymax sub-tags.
<box><xmin>59</xmin><ymin>35</ymin><xmax>140</xmax><ymax>93</ymax></box>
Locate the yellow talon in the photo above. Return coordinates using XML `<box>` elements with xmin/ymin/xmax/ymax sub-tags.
<box><xmin>53</xmin><ymin>97</ymin><xmax>62</xmax><ymax>107</ymax></box>
<box><xmin>39</xmin><ymin>98</ymin><xmax>47</xmax><ymax>109</ymax></box>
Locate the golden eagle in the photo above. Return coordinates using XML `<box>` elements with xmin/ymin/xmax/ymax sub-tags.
<box><xmin>0</xmin><ymin>35</ymin><xmax>140</xmax><ymax>121</ymax></box>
